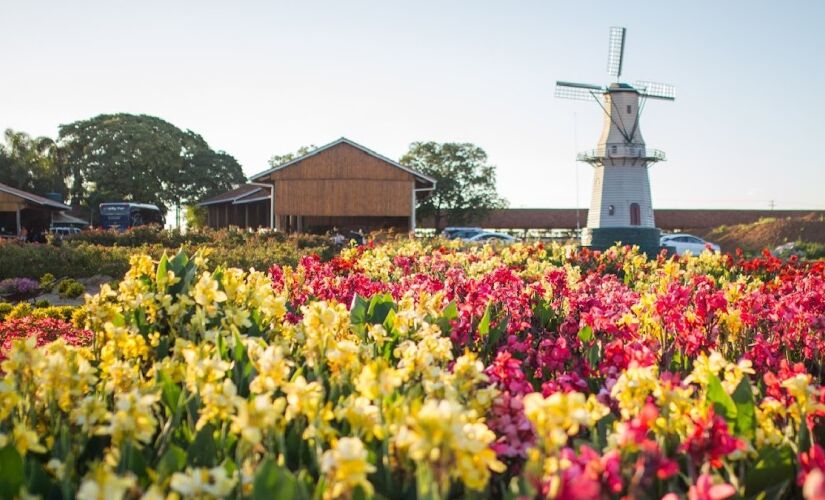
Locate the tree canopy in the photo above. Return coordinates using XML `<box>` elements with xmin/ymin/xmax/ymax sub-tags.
<box><xmin>0</xmin><ymin>130</ymin><xmax>65</xmax><ymax>197</ymax></box>
<box><xmin>58</xmin><ymin>114</ymin><xmax>245</xmax><ymax>213</ymax></box>
<box><xmin>267</xmin><ymin>144</ymin><xmax>317</xmax><ymax>168</ymax></box>
<box><xmin>400</xmin><ymin>141</ymin><xmax>507</xmax><ymax>231</ymax></box>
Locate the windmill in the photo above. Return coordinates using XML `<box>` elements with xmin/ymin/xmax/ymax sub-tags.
<box><xmin>556</xmin><ymin>26</ymin><xmax>675</xmax><ymax>254</ymax></box>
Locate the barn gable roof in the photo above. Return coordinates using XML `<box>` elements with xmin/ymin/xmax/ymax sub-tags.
<box><xmin>198</xmin><ymin>184</ymin><xmax>263</xmax><ymax>206</ymax></box>
<box><xmin>249</xmin><ymin>137</ymin><xmax>437</xmax><ymax>187</ymax></box>
<box><xmin>0</xmin><ymin>182</ymin><xmax>71</xmax><ymax>210</ymax></box>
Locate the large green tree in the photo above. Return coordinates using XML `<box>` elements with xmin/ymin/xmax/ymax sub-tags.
<box><xmin>267</xmin><ymin>144</ymin><xmax>317</xmax><ymax>168</ymax></box>
<box><xmin>0</xmin><ymin>129</ymin><xmax>65</xmax><ymax>197</ymax></box>
<box><xmin>400</xmin><ymin>142</ymin><xmax>507</xmax><ymax>231</ymax></box>
<box><xmin>58</xmin><ymin>114</ymin><xmax>245</xmax><ymax>214</ymax></box>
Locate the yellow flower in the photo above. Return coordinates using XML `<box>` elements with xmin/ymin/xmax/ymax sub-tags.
<box><xmin>192</xmin><ymin>272</ymin><xmax>228</xmax><ymax>317</ymax></box>
<box><xmin>170</xmin><ymin>466</ymin><xmax>238</xmax><ymax>498</ymax></box>
<box><xmin>321</xmin><ymin>437</ymin><xmax>376</xmax><ymax>499</ymax></box>
<box><xmin>523</xmin><ymin>391</ymin><xmax>609</xmax><ymax>451</ymax></box>
<box><xmin>231</xmin><ymin>394</ymin><xmax>279</xmax><ymax>445</ymax></box>
<box><xmin>336</xmin><ymin>395</ymin><xmax>384</xmax><ymax>440</ymax></box>
<box><xmin>12</xmin><ymin>421</ymin><xmax>46</xmax><ymax>455</ymax></box>
<box><xmin>284</xmin><ymin>376</ymin><xmax>324</xmax><ymax>422</ymax></box>
<box><xmin>610</xmin><ymin>364</ymin><xmax>659</xmax><ymax>419</ymax></box>
<box><xmin>197</xmin><ymin>379</ymin><xmax>239</xmax><ymax>430</ymax></box>
<box><xmin>76</xmin><ymin>463</ymin><xmax>136</xmax><ymax>500</ymax></box>
<box><xmin>249</xmin><ymin>343</ymin><xmax>292</xmax><ymax>395</ymax></box>
<box><xmin>102</xmin><ymin>389</ymin><xmax>159</xmax><ymax>447</ymax></box>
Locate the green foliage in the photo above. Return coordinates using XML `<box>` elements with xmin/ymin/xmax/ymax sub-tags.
<box><xmin>267</xmin><ymin>144</ymin><xmax>317</xmax><ymax>168</ymax></box>
<box><xmin>0</xmin><ymin>228</ymin><xmax>333</xmax><ymax>280</ymax></box>
<box><xmin>57</xmin><ymin>279</ymin><xmax>85</xmax><ymax>299</ymax></box>
<box><xmin>39</xmin><ymin>273</ymin><xmax>57</xmax><ymax>292</ymax></box>
<box><xmin>184</xmin><ymin>204</ymin><xmax>208</xmax><ymax>230</ymax></box>
<box><xmin>400</xmin><ymin>141</ymin><xmax>507</xmax><ymax>231</ymax></box>
<box><xmin>0</xmin><ymin>302</ymin><xmax>12</xmax><ymax>321</ymax></box>
<box><xmin>30</xmin><ymin>305</ymin><xmax>77</xmax><ymax>322</ymax></box>
<box><xmin>0</xmin><ymin>129</ymin><xmax>65</xmax><ymax>198</ymax></box>
<box><xmin>6</xmin><ymin>302</ymin><xmax>33</xmax><ymax>320</ymax></box>
<box><xmin>57</xmin><ymin>113</ymin><xmax>246</xmax><ymax>215</ymax></box>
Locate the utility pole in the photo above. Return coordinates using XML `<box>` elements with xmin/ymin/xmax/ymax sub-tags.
<box><xmin>769</xmin><ymin>200</ymin><xmax>776</xmax><ymax>210</ymax></box>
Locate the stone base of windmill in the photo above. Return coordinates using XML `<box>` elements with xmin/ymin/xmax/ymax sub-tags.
<box><xmin>581</xmin><ymin>227</ymin><xmax>664</xmax><ymax>257</ymax></box>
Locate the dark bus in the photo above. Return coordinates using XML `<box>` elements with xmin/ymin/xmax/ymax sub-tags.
<box><xmin>99</xmin><ymin>203</ymin><xmax>164</xmax><ymax>230</ymax></box>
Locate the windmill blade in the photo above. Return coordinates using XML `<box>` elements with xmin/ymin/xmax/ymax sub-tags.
<box><xmin>555</xmin><ymin>81</ymin><xmax>605</xmax><ymax>101</ymax></box>
<box><xmin>636</xmin><ymin>80</ymin><xmax>676</xmax><ymax>101</ymax></box>
<box><xmin>607</xmin><ymin>26</ymin><xmax>626</xmax><ymax>78</ymax></box>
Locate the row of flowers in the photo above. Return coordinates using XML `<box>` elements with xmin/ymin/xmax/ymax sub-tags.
<box><xmin>0</xmin><ymin>241</ymin><xmax>823</xmax><ymax>499</ymax></box>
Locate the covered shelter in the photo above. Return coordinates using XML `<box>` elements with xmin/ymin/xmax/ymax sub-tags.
<box><xmin>0</xmin><ymin>182</ymin><xmax>71</xmax><ymax>238</ymax></box>
<box><xmin>200</xmin><ymin>138</ymin><xmax>436</xmax><ymax>234</ymax></box>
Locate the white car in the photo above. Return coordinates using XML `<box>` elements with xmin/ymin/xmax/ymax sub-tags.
<box><xmin>443</xmin><ymin>227</ymin><xmax>483</xmax><ymax>240</ymax></box>
<box><xmin>464</xmin><ymin>231</ymin><xmax>517</xmax><ymax>243</ymax></box>
<box><xmin>661</xmin><ymin>233</ymin><xmax>720</xmax><ymax>255</ymax></box>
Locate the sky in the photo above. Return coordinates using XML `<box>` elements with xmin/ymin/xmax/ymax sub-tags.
<box><xmin>2</xmin><ymin>0</ymin><xmax>824</xmax><ymax>210</ymax></box>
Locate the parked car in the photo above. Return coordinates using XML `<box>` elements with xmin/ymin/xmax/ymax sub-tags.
<box><xmin>49</xmin><ymin>226</ymin><xmax>81</xmax><ymax>237</ymax></box>
<box><xmin>442</xmin><ymin>227</ymin><xmax>483</xmax><ymax>240</ymax></box>
<box><xmin>660</xmin><ymin>233</ymin><xmax>720</xmax><ymax>255</ymax></box>
<box><xmin>464</xmin><ymin>231</ymin><xmax>517</xmax><ymax>243</ymax></box>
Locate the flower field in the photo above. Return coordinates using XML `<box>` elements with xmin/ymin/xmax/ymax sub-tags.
<box><xmin>1</xmin><ymin>241</ymin><xmax>824</xmax><ymax>499</ymax></box>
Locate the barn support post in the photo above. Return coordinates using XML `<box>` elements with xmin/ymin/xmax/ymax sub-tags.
<box><xmin>412</xmin><ymin>186</ymin><xmax>435</xmax><ymax>236</ymax></box>
<box><xmin>247</xmin><ymin>181</ymin><xmax>275</xmax><ymax>230</ymax></box>
<box><xmin>15</xmin><ymin>206</ymin><xmax>21</xmax><ymax>236</ymax></box>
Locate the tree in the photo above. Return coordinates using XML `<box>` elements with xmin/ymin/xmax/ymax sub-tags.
<box><xmin>57</xmin><ymin>114</ymin><xmax>246</xmax><ymax>214</ymax></box>
<box><xmin>0</xmin><ymin>129</ymin><xmax>65</xmax><ymax>197</ymax></box>
<box><xmin>400</xmin><ymin>142</ymin><xmax>507</xmax><ymax>232</ymax></box>
<box><xmin>268</xmin><ymin>145</ymin><xmax>317</xmax><ymax>168</ymax></box>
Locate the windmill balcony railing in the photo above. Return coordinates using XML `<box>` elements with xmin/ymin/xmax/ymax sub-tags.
<box><xmin>577</xmin><ymin>146</ymin><xmax>666</xmax><ymax>163</ymax></box>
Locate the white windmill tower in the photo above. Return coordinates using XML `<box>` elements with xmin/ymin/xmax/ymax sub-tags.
<box><xmin>556</xmin><ymin>27</ymin><xmax>675</xmax><ymax>254</ymax></box>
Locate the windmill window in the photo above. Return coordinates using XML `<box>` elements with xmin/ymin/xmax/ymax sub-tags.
<box><xmin>608</xmin><ymin>205</ymin><xmax>615</xmax><ymax>216</ymax></box>
<box><xmin>627</xmin><ymin>105</ymin><xmax>632</xmax><ymax>114</ymax></box>
<box><xmin>630</xmin><ymin>203</ymin><xmax>641</xmax><ymax>226</ymax></box>
<box><xmin>610</xmin><ymin>145</ymin><xmax>617</xmax><ymax>154</ymax></box>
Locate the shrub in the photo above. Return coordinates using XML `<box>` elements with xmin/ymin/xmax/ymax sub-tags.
<box><xmin>30</xmin><ymin>305</ymin><xmax>76</xmax><ymax>322</ymax></box>
<box><xmin>6</xmin><ymin>302</ymin><xmax>33</xmax><ymax>320</ymax></box>
<box><xmin>39</xmin><ymin>272</ymin><xmax>57</xmax><ymax>292</ymax></box>
<box><xmin>57</xmin><ymin>279</ymin><xmax>85</xmax><ymax>299</ymax></box>
<box><xmin>0</xmin><ymin>302</ymin><xmax>11</xmax><ymax>321</ymax></box>
<box><xmin>0</xmin><ymin>277</ymin><xmax>40</xmax><ymax>298</ymax></box>
<box><xmin>34</xmin><ymin>299</ymin><xmax>51</xmax><ymax>308</ymax></box>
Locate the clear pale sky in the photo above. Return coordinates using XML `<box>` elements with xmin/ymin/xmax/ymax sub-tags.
<box><xmin>2</xmin><ymin>1</ymin><xmax>824</xmax><ymax>210</ymax></box>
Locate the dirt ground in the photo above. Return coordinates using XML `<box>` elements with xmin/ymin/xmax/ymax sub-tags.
<box><xmin>693</xmin><ymin>213</ymin><xmax>825</xmax><ymax>254</ymax></box>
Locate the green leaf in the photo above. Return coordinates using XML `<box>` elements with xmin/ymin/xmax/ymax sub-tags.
<box><xmin>118</xmin><ymin>443</ymin><xmax>148</xmax><ymax>482</ymax></box>
<box><xmin>156</xmin><ymin>253</ymin><xmax>169</xmax><ymax>289</ymax></box>
<box><xmin>436</xmin><ymin>301</ymin><xmax>458</xmax><ymax>333</ymax></box>
<box><xmin>158</xmin><ymin>445</ymin><xmax>187</xmax><ymax>480</ymax></box>
<box><xmin>478</xmin><ymin>305</ymin><xmax>491</xmax><ymax>337</ymax></box>
<box><xmin>159</xmin><ymin>370</ymin><xmax>182</xmax><ymax>412</ymax></box>
<box><xmin>382</xmin><ymin>309</ymin><xmax>398</xmax><ymax>336</ymax></box>
<box><xmin>188</xmin><ymin>424</ymin><xmax>218</xmax><ymax>467</ymax></box>
<box><xmin>350</xmin><ymin>295</ymin><xmax>369</xmax><ymax>328</ymax></box>
<box><xmin>731</xmin><ymin>377</ymin><xmax>756</xmax><ymax>440</ymax></box>
<box><xmin>706</xmin><ymin>373</ymin><xmax>737</xmax><ymax>422</ymax></box>
<box><xmin>253</xmin><ymin>458</ymin><xmax>300</xmax><ymax>500</ymax></box>
<box><xmin>367</xmin><ymin>293</ymin><xmax>395</xmax><ymax>324</ymax></box>
<box><xmin>744</xmin><ymin>445</ymin><xmax>794</xmax><ymax>497</ymax></box>
<box><xmin>0</xmin><ymin>446</ymin><xmax>23</xmax><ymax>498</ymax></box>
<box><xmin>577</xmin><ymin>325</ymin><xmax>593</xmax><ymax>343</ymax></box>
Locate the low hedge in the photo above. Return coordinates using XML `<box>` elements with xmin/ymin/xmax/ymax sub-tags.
<box><xmin>0</xmin><ymin>229</ymin><xmax>334</xmax><ymax>279</ymax></box>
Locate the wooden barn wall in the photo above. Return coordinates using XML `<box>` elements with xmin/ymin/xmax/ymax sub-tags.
<box><xmin>0</xmin><ymin>191</ymin><xmax>26</xmax><ymax>212</ymax></box>
<box><xmin>261</xmin><ymin>142</ymin><xmax>415</xmax><ymax>217</ymax></box>
<box><xmin>274</xmin><ymin>180</ymin><xmax>413</xmax><ymax>217</ymax></box>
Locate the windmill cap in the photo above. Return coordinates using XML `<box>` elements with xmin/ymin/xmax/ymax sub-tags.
<box><xmin>608</xmin><ymin>82</ymin><xmax>637</xmax><ymax>90</ymax></box>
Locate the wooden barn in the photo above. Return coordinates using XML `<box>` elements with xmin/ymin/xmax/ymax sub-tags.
<box><xmin>199</xmin><ymin>138</ymin><xmax>436</xmax><ymax>234</ymax></box>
